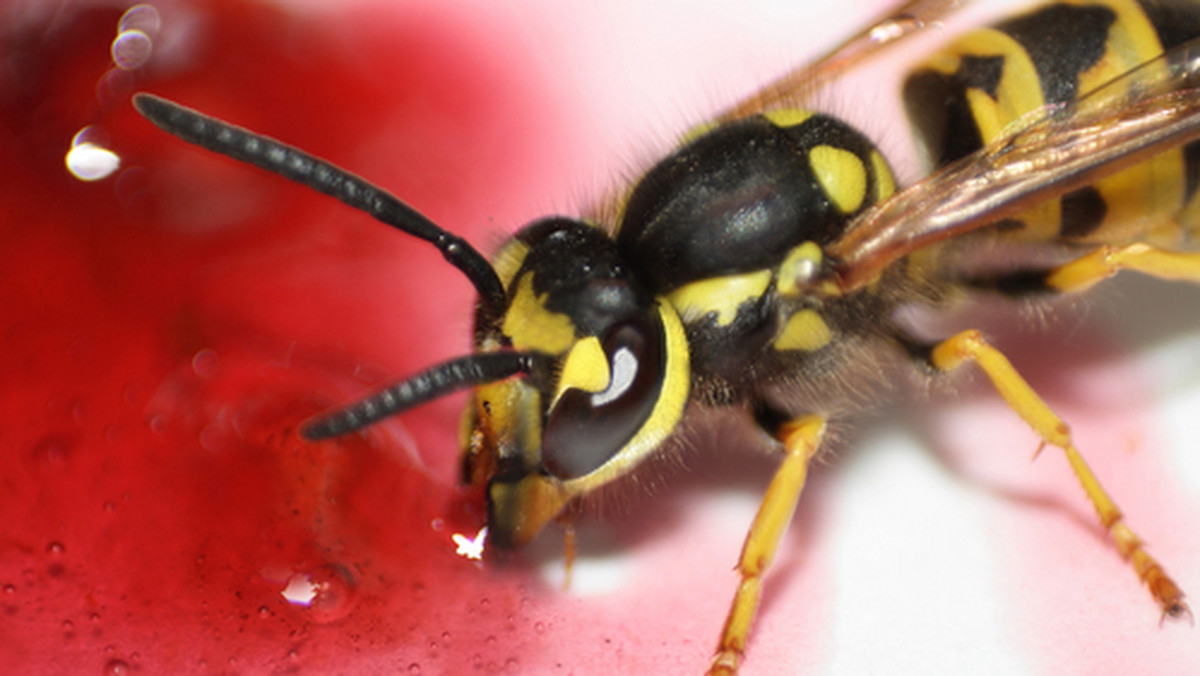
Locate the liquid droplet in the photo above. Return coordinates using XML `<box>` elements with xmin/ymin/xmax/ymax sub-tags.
<box><xmin>281</xmin><ymin>563</ymin><xmax>357</xmax><ymax>624</ymax></box>
<box><xmin>65</xmin><ymin>139</ymin><xmax>120</xmax><ymax>181</ymax></box>
<box><xmin>191</xmin><ymin>348</ymin><xmax>218</xmax><ymax>377</ymax></box>
<box><xmin>111</xmin><ymin>28</ymin><xmax>152</xmax><ymax>70</ymax></box>
<box><xmin>103</xmin><ymin>659</ymin><xmax>129</xmax><ymax>676</ymax></box>
<box><xmin>118</xmin><ymin>4</ymin><xmax>161</xmax><ymax>36</ymax></box>
<box><xmin>31</xmin><ymin>435</ymin><xmax>75</xmax><ymax>470</ymax></box>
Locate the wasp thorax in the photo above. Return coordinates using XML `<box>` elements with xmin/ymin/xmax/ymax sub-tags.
<box><xmin>616</xmin><ymin>112</ymin><xmax>895</xmax><ymax>295</ymax></box>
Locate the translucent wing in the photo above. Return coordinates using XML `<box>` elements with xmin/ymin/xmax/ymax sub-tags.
<box><xmin>827</xmin><ymin>37</ymin><xmax>1200</xmax><ymax>291</ymax></box>
<box><xmin>716</xmin><ymin>0</ymin><xmax>964</xmax><ymax>122</ymax></box>
<box><xmin>589</xmin><ymin>1</ymin><xmax>964</xmax><ymax>225</ymax></box>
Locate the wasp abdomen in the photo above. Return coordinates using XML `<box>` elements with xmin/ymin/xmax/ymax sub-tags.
<box><xmin>905</xmin><ymin>0</ymin><xmax>1200</xmax><ymax>245</ymax></box>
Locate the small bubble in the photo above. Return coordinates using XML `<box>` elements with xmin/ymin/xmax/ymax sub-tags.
<box><xmin>89</xmin><ymin>613</ymin><xmax>101</xmax><ymax>623</ymax></box>
<box><xmin>2</xmin><ymin>584</ymin><xmax>14</xmax><ymax>595</ymax></box>
<box><xmin>103</xmin><ymin>501</ymin><xmax>115</xmax><ymax>512</ymax></box>
<box><xmin>68</xmin><ymin>398</ymin><xmax>87</xmax><ymax>423</ymax></box>
<box><xmin>198</xmin><ymin>425</ymin><xmax>224</xmax><ymax>452</ymax></box>
<box><xmin>430</xmin><ymin>518</ymin><xmax>444</xmax><ymax>532</ymax></box>
<box><xmin>31</xmin><ymin>435</ymin><xmax>75</xmax><ymax>470</ymax></box>
<box><xmin>533</xmin><ymin>622</ymin><xmax>545</xmax><ymax>634</ymax></box>
<box><xmin>441</xmin><ymin>631</ymin><xmax>450</xmax><ymax>641</ymax></box>
<box><xmin>408</xmin><ymin>664</ymin><xmax>421</xmax><ymax>674</ymax></box>
<box><xmin>191</xmin><ymin>349</ymin><xmax>218</xmax><ymax>377</ymax></box>
<box><xmin>504</xmin><ymin>657</ymin><xmax>519</xmax><ymax>672</ymax></box>
<box><xmin>96</xmin><ymin>67</ymin><xmax>135</xmax><ymax>109</ymax></box>
<box><xmin>471</xmin><ymin>653</ymin><xmax>483</xmax><ymax>669</ymax></box>
<box><xmin>103</xmin><ymin>659</ymin><xmax>130</xmax><ymax>676</ymax></box>
<box><xmin>129</xmin><ymin>653</ymin><xmax>140</xmax><ymax>663</ymax></box>
<box><xmin>479</xmin><ymin>597</ymin><xmax>490</xmax><ymax>608</ymax></box>
<box><xmin>257</xmin><ymin>605</ymin><xmax>272</xmax><ymax>618</ymax></box>
<box><xmin>62</xmin><ymin>619</ymin><xmax>74</xmax><ymax>630</ymax></box>
<box><xmin>485</xmin><ymin>635</ymin><xmax>496</xmax><ymax>645</ymax></box>
<box><xmin>104</xmin><ymin>644</ymin><xmax>115</xmax><ymax>654</ymax></box>
<box><xmin>47</xmin><ymin>542</ymin><xmax>65</xmax><ymax>556</ymax></box>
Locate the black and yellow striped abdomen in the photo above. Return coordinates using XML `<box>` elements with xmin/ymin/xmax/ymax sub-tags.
<box><xmin>905</xmin><ymin>0</ymin><xmax>1200</xmax><ymax>246</ymax></box>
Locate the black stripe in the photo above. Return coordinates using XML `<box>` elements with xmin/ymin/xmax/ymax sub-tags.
<box><xmin>997</xmin><ymin>4</ymin><xmax>1116</xmax><ymax>103</ymax></box>
<box><xmin>1136</xmin><ymin>0</ymin><xmax>1200</xmax><ymax>202</ymax></box>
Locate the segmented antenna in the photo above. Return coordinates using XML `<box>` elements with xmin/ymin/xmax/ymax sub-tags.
<box><xmin>301</xmin><ymin>352</ymin><xmax>541</xmax><ymax>440</ymax></box>
<box><xmin>132</xmin><ymin>93</ymin><xmax>508</xmax><ymax>318</ymax></box>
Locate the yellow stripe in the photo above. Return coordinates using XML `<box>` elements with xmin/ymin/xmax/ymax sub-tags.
<box><xmin>1066</xmin><ymin>0</ymin><xmax>1183</xmax><ymax>241</ymax></box>
<box><xmin>667</xmin><ymin>270</ymin><xmax>771</xmax><ymax>327</ymax></box>
<box><xmin>809</xmin><ymin>145</ymin><xmax>867</xmax><ymax>214</ymax></box>
<box><xmin>762</xmin><ymin>109</ymin><xmax>814</xmax><ymax>129</ymax></box>
<box><xmin>773</xmin><ymin>309</ymin><xmax>832</xmax><ymax>352</ymax></box>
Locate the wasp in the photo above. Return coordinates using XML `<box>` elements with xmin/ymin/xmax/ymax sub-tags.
<box><xmin>134</xmin><ymin>0</ymin><xmax>1200</xmax><ymax>672</ymax></box>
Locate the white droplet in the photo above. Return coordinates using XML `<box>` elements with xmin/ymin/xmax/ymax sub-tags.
<box><xmin>281</xmin><ymin>573</ymin><xmax>317</xmax><ymax>606</ymax></box>
<box><xmin>65</xmin><ymin>144</ymin><xmax>121</xmax><ymax>181</ymax></box>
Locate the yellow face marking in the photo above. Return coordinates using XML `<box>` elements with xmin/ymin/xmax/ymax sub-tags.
<box><xmin>502</xmin><ymin>273</ymin><xmax>576</xmax><ymax>354</ymax></box>
<box><xmin>870</xmin><ymin>151</ymin><xmax>895</xmax><ymax>201</ymax></box>
<box><xmin>774</xmin><ymin>309</ymin><xmax>832</xmax><ymax>352</ymax></box>
<box><xmin>562</xmin><ymin>299</ymin><xmax>690</xmax><ymax>492</ymax></box>
<box><xmin>552</xmin><ymin>336</ymin><xmax>610</xmax><ymax>408</ymax></box>
<box><xmin>809</xmin><ymin>145</ymin><xmax>867</xmax><ymax>214</ymax></box>
<box><xmin>667</xmin><ymin>270</ymin><xmax>771</xmax><ymax>326</ymax></box>
<box><xmin>762</xmin><ymin>109</ymin><xmax>814</xmax><ymax>129</ymax></box>
<box><xmin>777</xmin><ymin>242</ymin><xmax>823</xmax><ymax>298</ymax></box>
<box><xmin>472</xmin><ymin>376</ymin><xmax>543</xmax><ymax>469</ymax></box>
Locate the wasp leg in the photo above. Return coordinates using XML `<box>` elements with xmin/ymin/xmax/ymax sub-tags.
<box><xmin>962</xmin><ymin>243</ymin><xmax>1200</xmax><ymax>296</ymax></box>
<box><xmin>927</xmin><ymin>329</ymin><xmax>1191</xmax><ymax>622</ymax></box>
<box><xmin>1045</xmin><ymin>243</ymin><xmax>1200</xmax><ymax>293</ymax></box>
<box><xmin>709</xmin><ymin>415</ymin><xmax>826</xmax><ymax>676</ymax></box>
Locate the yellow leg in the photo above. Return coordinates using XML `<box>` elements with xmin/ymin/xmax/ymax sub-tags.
<box><xmin>1046</xmin><ymin>242</ymin><xmax>1200</xmax><ymax>293</ymax></box>
<box><xmin>709</xmin><ymin>415</ymin><xmax>826</xmax><ymax>676</ymax></box>
<box><xmin>931</xmin><ymin>330</ymin><xmax>1190</xmax><ymax>621</ymax></box>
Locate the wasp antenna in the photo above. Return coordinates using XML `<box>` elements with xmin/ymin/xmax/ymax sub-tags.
<box><xmin>301</xmin><ymin>351</ymin><xmax>541</xmax><ymax>440</ymax></box>
<box><xmin>132</xmin><ymin>93</ymin><xmax>508</xmax><ymax>318</ymax></box>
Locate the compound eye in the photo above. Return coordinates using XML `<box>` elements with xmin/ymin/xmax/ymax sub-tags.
<box><xmin>541</xmin><ymin>314</ymin><xmax>665</xmax><ymax>480</ymax></box>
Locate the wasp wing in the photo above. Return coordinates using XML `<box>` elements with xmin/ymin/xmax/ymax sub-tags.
<box><xmin>717</xmin><ymin>0</ymin><xmax>963</xmax><ymax>122</ymax></box>
<box><xmin>828</xmin><ymin>37</ymin><xmax>1200</xmax><ymax>291</ymax></box>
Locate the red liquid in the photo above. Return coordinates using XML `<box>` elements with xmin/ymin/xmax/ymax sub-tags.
<box><xmin>0</xmin><ymin>1</ymin><xmax>557</xmax><ymax>671</ymax></box>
